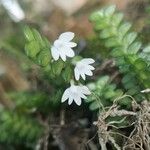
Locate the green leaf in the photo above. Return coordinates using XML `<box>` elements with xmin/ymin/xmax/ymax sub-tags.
<box><xmin>32</xmin><ymin>29</ymin><xmax>43</xmax><ymax>42</ymax></box>
<box><xmin>100</xmin><ymin>28</ymin><xmax>116</xmax><ymax>39</ymax></box>
<box><xmin>62</xmin><ymin>66</ymin><xmax>73</xmax><ymax>82</ymax></box>
<box><xmin>104</xmin><ymin>5</ymin><xmax>116</xmax><ymax>16</ymax></box>
<box><xmin>134</xmin><ymin>59</ymin><xmax>147</xmax><ymax>70</ymax></box>
<box><xmin>118</xmin><ymin>22</ymin><xmax>131</xmax><ymax>37</ymax></box>
<box><xmin>123</xmin><ymin>32</ymin><xmax>137</xmax><ymax>46</ymax></box>
<box><xmin>105</xmin><ymin>37</ymin><xmax>121</xmax><ymax>47</ymax></box>
<box><xmin>90</xmin><ymin>10</ymin><xmax>104</xmax><ymax>22</ymax></box>
<box><xmin>122</xmin><ymin>74</ymin><xmax>135</xmax><ymax>84</ymax></box>
<box><xmin>37</xmin><ymin>50</ymin><xmax>51</xmax><ymax>66</ymax></box>
<box><xmin>52</xmin><ymin>60</ymin><xmax>64</xmax><ymax>76</ymax></box>
<box><xmin>128</xmin><ymin>42</ymin><xmax>141</xmax><ymax>54</ymax></box>
<box><xmin>89</xmin><ymin>101</ymin><xmax>100</xmax><ymax>111</ymax></box>
<box><xmin>111</xmin><ymin>13</ymin><xmax>123</xmax><ymax>26</ymax></box>
<box><xmin>25</xmin><ymin>41</ymin><xmax>40</xmax><ymax>58</ymax></box>
<box><xmin>24</xmin><ymin>26</ymin><xmax>34</xmax><ymax>41</ymax></box>
<box><xmin>111</xmin><ymin>48</ymin><xmax>124</xmax><ymax>57</ymax></box>
<box><xmin>143</xmin><ymin>46</ymin><xmax>150</xmax><ymax>53</ymax></box>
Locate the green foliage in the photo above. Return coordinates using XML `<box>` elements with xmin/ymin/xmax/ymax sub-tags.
<box><xmin>90</xmin><ymin>5</ymin><xmax>150</xmax><ymax>100</ymax></box>
<box><xmin>0</xmin><ymin>107</ymin><xmax>43</xmax><ymax>144</ymax></box>
<box><xmin>24</xmin><ymin>26</ymin><xmax>51</xmax><ymax>66</ymax></box>
<box><xmin>85</xmin><ymin>76</ymin><xmax>123</xmax><ymax>111</ymax></box>
<box><xmin>8</xmin><ymin>92</ymin><xmax>49</xmax><ymax>112</ymax></box>
<box><xmin>24</xmin><ymin>26</ymin><xmax>74</xmax><ymax>82</ymax></box>
<box><xmin>8</xmin><ymin>90</ymin><xmax>64</xmax><ymax>113</ymax></box>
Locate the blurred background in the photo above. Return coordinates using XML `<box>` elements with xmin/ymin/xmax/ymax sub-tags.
<box><xmin>0</xmin><ymin>0</ymin><xmax>150</xmax><ymax>150</ymax></box>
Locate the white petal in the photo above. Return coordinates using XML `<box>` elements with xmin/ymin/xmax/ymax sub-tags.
<box><xmin>51</xmin><ymin>46</ymin><xmax>59</xmax><ymax>60</ymax></box>
<box><xmin>74</xmin><ymin>96</ymin><xmax>82</xmax><ymax>106</ymax></box>
<box><xmin>54</xmin><ymin>39</ymin><xmax>63</xmax><ymax>48</ymax></box>
<box><xmin>74</xmin><ymin>67</ymin><xmax>80</xmax><ymax>80</ymax></box>
<box><xmin>87</xmin><ymin>65</ymin><xmax>95</xmax><ymax>70</ymax></box>
<box><xmin>59</xmin><ymin>45</ymin><xmax>75</xmax><ymax>58</ymax></box>
<box><xmin>81</xmin><ymin>86</ymin><xmax>91</xmax><ymax>95</ymax></box>
<box><xmin>81</xmin><ymin>58</ymin><xmax>95</xmax><ymax>65</ymax></box>
<box><xmin>81</xmin><ymin>73</ymin><xmax>86</xmax><ymax>80</ymax></box>
<box><xmin>60</xmin><ymin>54</ymin><xmax>66</xmax><ymax>61</ymax></box>
<box><xmin>84</xmin><ymin>69</ymin><xmax>93</xmax><ymax>76</ymax></box>
<box><xmin>1</xmin><ymin>0</ymin><xmax>25</xmax><ymax>22</ymax></box>
<box><xmin>59</xmin><ymin>32</ymin><xmax>75</xmax><ymax>42</ymax></box>
<box><xmin>65</xmin><ymin>48</ymin><xmax>75</xmax><ymax>57</ymax></box>
<box><xmin>79</xmin><ymin>92</ymin><xmax>87</xmax><ymax>99</ymax></box>
<box><xmin>61</xmin><ymin>89</ymin><xmax>69</xmax><ymax>102</ymax></box>
<box><xmin>68</xmin><ymin>42</ymin><xmax>77</xmax><ymax>48</ymax></box>
<box><xmin>68</xmin><ymin>97</ymin><xmax>73</xmax><ymax>105</ymax></box>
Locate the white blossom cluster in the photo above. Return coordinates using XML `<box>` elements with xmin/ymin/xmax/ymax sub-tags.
<box><xmin>51</xmin><ymin>32</ymin><xmax>95</xmax><ymax>106</ymax></box>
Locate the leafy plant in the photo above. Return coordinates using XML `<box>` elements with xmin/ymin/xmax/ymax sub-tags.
<box><xmin>85</xmin><ymin>75</ymin><xmax>123</xmax><ymax>111</ymax></box>
<box><xmin>24</xmin><ymin>27</ymin><xmax>72</xmax><ymax>82</ymax></box>
<box><xmin>90</xmin><ymin>5</ymin><xmax>150</xmax><ymax>101</ymax></box>
<box><xmin>0</xmin><ymin>107</ymin><xmax>43</xmax><ymax>144</ymax></box>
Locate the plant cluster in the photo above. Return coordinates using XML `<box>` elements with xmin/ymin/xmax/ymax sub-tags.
<box><xmin>0</xmin><ymin>4</ymin><xmax>150</xmax><ymax>150</ymax></box>
<box><xmin>89</xmin><ymin>5</ymin><xmax>150</xmax><ymax>106</ymax></box>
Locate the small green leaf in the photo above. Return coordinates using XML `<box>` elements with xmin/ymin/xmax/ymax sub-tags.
<box><xmin>104</xmin><ymin>5</ymin><xmax>116</xmax><ymax>16</ymax></box>
<box><xmin>111</xmin><ymin>48</ymin><xmax>124</xmax><ymax>57</ymax></box>
<box><xmin>123</xmin><ymin>32</ymin><xmax>137</xmax><ymax>46</ymax></box>
<box><xmin>118</xmin><ymin>22</ymin><xmax>131</xmax><ymax>37</ymax></box>
<box><xmin>143</xmin><ymin>46</ymin><xmax>150</xmax><ymax>53</ymax></box>
<box><xmin>128</xmin><ymin>42</ymin><xmax>141</xmax><ymax>54</ymax></box>
<box><xmin>25</xmin><ymin>41</ymin><xmax>40</xmax><ymax>58</ymax></box>
<box><xmin>134</xmin><ymin>59</ymin><xmax>147</xmax><ymax>70</ymax></box>
<box><xmin>100</xmin><ymin>27</ymin><xmax>116</xmax><ymax>39</ymax></box>
<box><xmin>24</xmin><ymin>26</ymin><xmax>34</xmax><ymax>41</ymax></box>
<box><xmin>62</xmin><ymin>66</ymin><xmax>73</xmax><ymax>82</ymax></box>
<box><xmin>37</xmin><ymin>50</ymin><xmax>51</xmax><ymax>66</ymax></box>
<box><xmin>32</xmin><ymin>29</ymin><xmax>43</xmax><ymax>44</ymax></box>
<box><xmin>90</xmin><ymin>10</ymin><xmax>104</xmax><ymax>22</ymax></box>
<box><xmin>87</xmin><ymin>83</ymin><xmax>96</xmax><ymax>90</ymax></box>
<box><xmin>97</xmin><ymin>76</ymin><xmax>109</xmax><ymax>86</ymax></box>
<box><xmin>122</xmin><ymin>74</ymin><xmax>135</xmax><ymax>84</ymax></box>
<box><xmin>105</xmin><ymin>37</ymin><xmax>120</xmax><ymax>47</ymax></box>
<box><xmin>52</xmin><ymin>60</ymin><xmax>64</xmax><ymax>76</ymax></box>
<box><xmin>111</xmin><ymin>13</ymin><xmax>123</xmax><ymax>26</ymax></box>
<box><xmin>89</xmin><ymin>101</ymin><xmax>100</xmax><ymax>111</ymax></box>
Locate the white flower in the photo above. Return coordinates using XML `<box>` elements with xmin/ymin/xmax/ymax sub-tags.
<box><xmin>51</xmin><ymin>32</ymin><xmax>77</xmax><ymax>61</ymax></box>
<box><xmin>61</xmin><ymin>83</ymin><xmax>91</xmax><ymax>106</ymax></box>
<box><xmin>1</xmin><ymin>0</ymin><xmax>25</xmax><ymax>22</ymax></box>
<box><xmin>74</xmin><ymin>58</ymin><xmax>95</xmax><ymax>80</ymax></box>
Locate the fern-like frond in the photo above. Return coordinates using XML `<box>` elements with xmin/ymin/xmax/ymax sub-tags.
<box><xmin>90</xmin><ymin>5</ymin><xmax>150</xmax><ymax>100</ymax></box>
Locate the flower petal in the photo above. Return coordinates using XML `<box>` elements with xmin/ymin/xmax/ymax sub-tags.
<box><xmin>87</xmin><ymin>65</ymin><xmax>95</xmax><ymax>70</ymax></box>
<box><xmin>54</xmin><ymin>39</ymin><xmax>61</xmax><ymax>47</ymax></box>
<box><xmin>81</xmin><ymin>86</ymin><xmax>91</xmax><ymax>95</ymax></box>
<box><xmin>65</xmin><ymin>48</ymin><xmax>75</xmax><ymax>57</ymax></box>
<box><xmin>79</xmin><ymin>92</ymin><xmax>87</xmax><ymax>99</ymax></box>
<box><xmin>51</xmin><ymin>46</ymin><xmax>59</xmax><ymax>60</ymax></box>
<box><xmin>81</xmin><ymin>73</ymin><xmax>86</xmax><ymax>80</ymax></box>
<box><xmin>84</xmin><ymin>69</ymin><xmax>93</xmax><ymax>76</ymax></box>
<box><xmin>74</xmin><ymin>67</ymin><xmax>80</xmax><ymax>80</ymax></box>
<box><xmin>68</xmin><ymin>97</ymin><xmax>73</xmax><ymax>105</ymax></box>
<box><xmin>59</xmin><ymin>32</ymin><xmax>75</xmax><ymax>42</ymax></box>
<box><xmin>68</xmin><ymin>42</ymin><xmax>77</xmax><ymax>48</ymax></box>
<box><xmin>61</xmin><ymin>89</ymin><xmax>69</xmax><ymax>102</ymax></box>
<box><xmin>74</xmin><ymin>96</ymin><xmax>82</xmax><ymax>106</ymax></box>
<box><xmin>81</xmin><ymin>58</ymin><xmax>95</xmax><ymax>65</ymax></box>
<box><xmin>59</xmin><ymin>51</ymin><xmax>67</xmax><ymax>61</ymax></box>
<box><xmin>1</xmin><ymin>0</ymin><xmax>25</xmax><ymax>22</ymax></box>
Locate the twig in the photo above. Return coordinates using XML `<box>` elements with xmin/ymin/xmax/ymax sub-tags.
<box><xmin>108</xmin><ymin>135</ymin><xmax>121</xmax><ymax>150</ymax></box>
